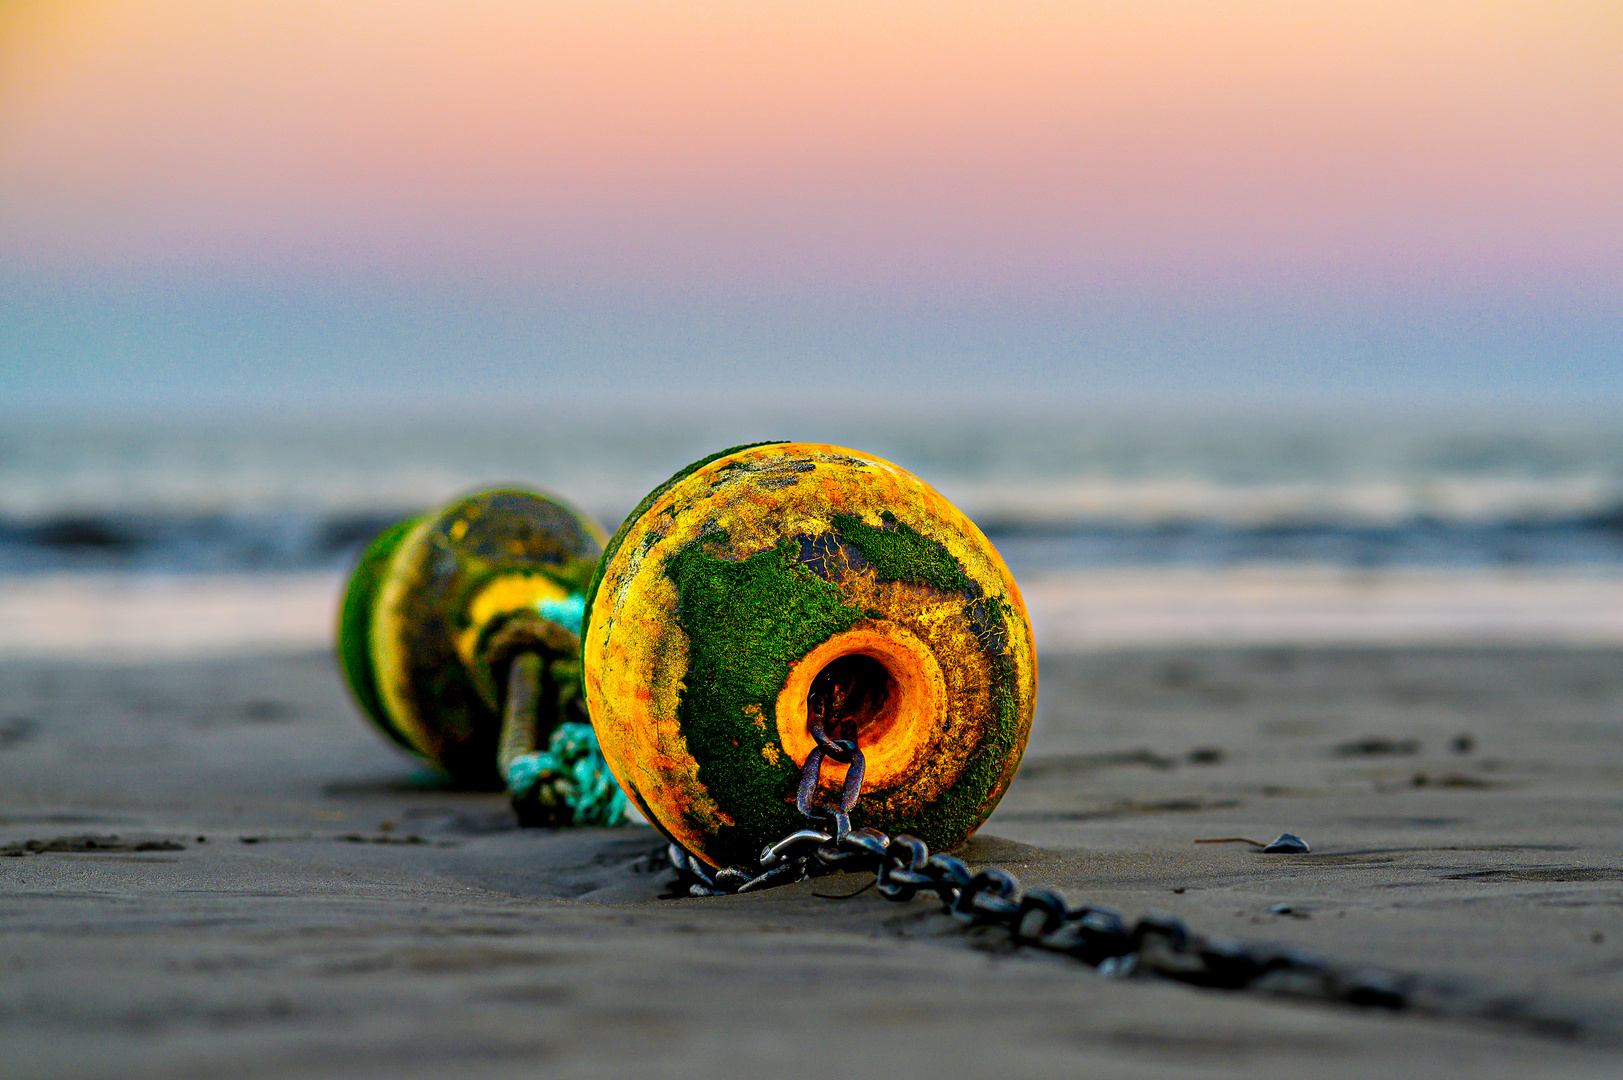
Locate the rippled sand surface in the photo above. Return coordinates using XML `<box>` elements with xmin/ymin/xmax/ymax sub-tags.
<box><xmin>2</xmin><ymin>644</ymin><xmax>1622</xmax><ymax>1077</ymax></box>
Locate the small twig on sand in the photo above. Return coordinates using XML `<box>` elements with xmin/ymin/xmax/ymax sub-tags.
<box><xmin>1194</xmin><ymin>836</ymin><xmax>1266</xmax><ymax>847</ymax></box>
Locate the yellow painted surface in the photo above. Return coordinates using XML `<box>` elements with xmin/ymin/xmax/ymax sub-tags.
<box><xmin>368</xmin><ymin>515</ymin><xmax>439</xmax><ymax>762</ymax></box>
<box><xmin>453</xmin><ymin>573</ymin><xmax>572</xmax><ymax>669</ymax></box>
<box><xmin>585</xmin><ymin>541</ymin><xmax>727</xmax><ymax>855</ymax></box>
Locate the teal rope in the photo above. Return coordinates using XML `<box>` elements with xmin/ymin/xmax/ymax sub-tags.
<box><xmin>505</xmin><ymin>721</ymin><xmax>628</xmax><ymax>827</ymax></box>
<box><xmin>535</xmin><ymin>593</ymin><xmax>586</xmax><ymax>635</ymax></box>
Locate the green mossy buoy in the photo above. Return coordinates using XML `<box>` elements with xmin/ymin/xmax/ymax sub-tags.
<box><xmin>582</xmin><ymin>443</ymin><xmax>1038</xmax><ymax>868</ymax></box>
<box><xmin>336</xmin><ymin>488</ymin><xmax>605</xmax><ymax>787</ymax></box>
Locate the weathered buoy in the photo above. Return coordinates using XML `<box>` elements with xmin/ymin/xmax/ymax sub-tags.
<box><xmin>582</xmin><ymin>443</ymin><xmax>1037</xmax><ymax>868</ymax></box>
<box><xmin>337</xmin><ymin>488</ymin><xmax>622</xmax><ymax>823</ymax></box>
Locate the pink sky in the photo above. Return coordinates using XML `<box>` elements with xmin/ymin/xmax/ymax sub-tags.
<box><xmin>3</xmin><ymin>1</ymin><xmax>1619</xmax><ymax>296</ymax></box>
<box><xmin>1</xmin><ymin>3</ymin><xmax>1619</xmax><ymax>408</ymax></box>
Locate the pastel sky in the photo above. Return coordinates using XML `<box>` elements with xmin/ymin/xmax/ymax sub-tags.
<box><xmin>2</xmin><ymin>1</ymin><xmax>1619</xmax><ymax>408</ymax></box>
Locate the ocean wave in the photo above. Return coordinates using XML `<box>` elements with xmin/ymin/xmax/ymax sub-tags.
<box><xmin>4</xmin><ymin>408</ymin><xmax>1622</xmax><ymax>570</ymax></box>
<box><xmin>3</xmin><ymin>503</ymin><xmax>1621</xmax><ymax>574</ymax></box>
<box><xmin>939</xmin><ymin>475</ymin><xmax>1623</xmax><ymax>530</ymax></box>
<box><xmin>0</xmin><ymin>510</ymin><xmax>415</xmax><ymax>573</ymax></box>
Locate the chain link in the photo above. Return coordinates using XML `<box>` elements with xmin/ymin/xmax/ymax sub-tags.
<box><xmin>664</xmin><ymin>741</ymin><xmax>1582</xmax><ymax>1035</ymax></box>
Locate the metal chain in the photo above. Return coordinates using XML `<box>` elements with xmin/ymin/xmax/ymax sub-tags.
<box><xmin>664</xmin><ymin>741</ymin><xmax>1580</xmax><ymax>1034</ymax></box>
<box><xmin>669</xmin><ymin>818</ymin><xmax>1414</xmax><ymax>1005</ymax></box>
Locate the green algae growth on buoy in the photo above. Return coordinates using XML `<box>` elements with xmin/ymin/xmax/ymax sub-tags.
<box><xmin>581</xmin><ymin>442</ymin><xmax>1038</xmax><ymax>869</ymax></box>
<box><xmin>336</xmin><ymin>488</ymin><xmax>612</xmax><ymax>818</ymax></box>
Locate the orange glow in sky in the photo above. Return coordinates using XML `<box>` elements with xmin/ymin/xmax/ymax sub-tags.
<box><xmin>3</xmin><ymin>1</ymin><xmax>1619</xmax><ymax>293</ymax></box>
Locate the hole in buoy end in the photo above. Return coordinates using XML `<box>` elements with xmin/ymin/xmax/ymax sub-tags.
<box><xmin>775</xmin><ymin>625</ymin><xmax>945</xmax><ymax>790</ymax></box>
<box><xmin>807</xmin><ymin>654</ymin><xmax>894</xmax><ymax>741</ymax></box>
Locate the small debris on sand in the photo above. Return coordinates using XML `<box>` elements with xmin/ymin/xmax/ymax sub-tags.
<box><xmin>1335</xmin><ymin>736</ymin><xmax>1421</xmax><ymax>757</ymax></box>
<box><xmin>1</xmin><ymin>834</ymin><xmax>185</xmax><ymax>856</ymax></box>
<box><xmin>0</xmin><ymin>716</ymin><xmax>36</xmax><ymax>749</ymax></box>
<box><xmin>1412</xmin><ymin>772</ymin><xmax>1494</xmax><ymax>789</ymax></box>
<box><xmin>1262</xmin><ymin>833</ymin><xmax>1311</xmax><ymax>854</ymax></box>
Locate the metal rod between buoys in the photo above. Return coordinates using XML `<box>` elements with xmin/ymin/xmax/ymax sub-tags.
<box><xmin>497</xmin><ymin>651</ymin><xmax>543</xmax><ymax>781</ymax></box>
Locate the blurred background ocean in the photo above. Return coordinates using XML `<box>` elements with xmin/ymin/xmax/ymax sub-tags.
<box><xmin>4</xmin><ymin>404</ymin><xmax>1623</xmax><ymax>659</ymax></box>
<box><xmin>3</xmin><ymin>407</ymin><xmax>1623</xmax><ymax>578</ymax></box>
<box><xmin>2</xmin><ymin>2</ymin><xmax>1619</xmax><ymax>653</ymax></box>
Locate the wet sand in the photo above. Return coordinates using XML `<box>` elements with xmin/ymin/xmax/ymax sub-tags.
<box><xmin>3</xmin><ymin>645</ymin><xmax>1623</xmax><ymax>1077</ymax></box>
<box><xmin>6</xmin><ymin>567</ymin><xmax>1623</xmax><ymax>657</ymax></box>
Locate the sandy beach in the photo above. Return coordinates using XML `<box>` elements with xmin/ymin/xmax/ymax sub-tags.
<box><xmin>3</xmin><ymin>613</ymin><xmax>1623</xmax><ymax>1076</ymax></box>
